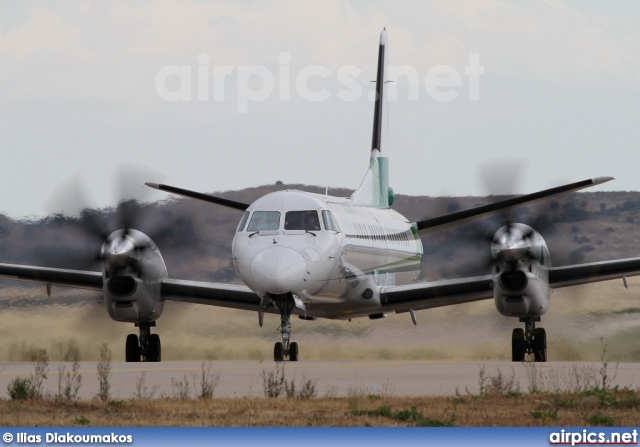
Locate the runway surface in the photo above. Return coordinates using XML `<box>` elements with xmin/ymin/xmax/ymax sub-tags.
<box><xmin>1</xmin><ymin>360</ymin><xmax>640</xmax><ymax>399</ymax></box>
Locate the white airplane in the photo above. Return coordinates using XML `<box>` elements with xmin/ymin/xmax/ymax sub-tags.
<box><xmin>1</xmin><ymin>29</ymin><xmax>640</xmax><ymax>363</ymax></box>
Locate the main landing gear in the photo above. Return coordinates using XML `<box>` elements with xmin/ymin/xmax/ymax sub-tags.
<box><xmin>125</xmin><ymin>322</ymin><xmax>161</xmax><ymax>362</ymax></box>
<box><xmin>512</xmin><ymin>317</ymin><xmax>546</xmax><ymax>362</ymax></box>
<box><xmin>272</xmin><ymin>293</ymin><xmax>299</xmax><ymax>362</ymax></box>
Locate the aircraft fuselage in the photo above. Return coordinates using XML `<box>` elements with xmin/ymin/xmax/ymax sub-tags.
<box><xmin>232</xmin><ymin>190</ymin><xmax>423</xmax><ymax>318</ymax></box>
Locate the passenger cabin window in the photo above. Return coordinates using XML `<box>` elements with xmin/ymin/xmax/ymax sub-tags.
<box><xmin>247</xmin><ymin>211</ymin><xmax>281</xmax><ymax>231</ymax></box>
<box><xmin>285</xmin><ymin>211</ymin><xmax>321</xmax><ymax>231</ymax></box>
<box><xmin>236</xmin><ymin>211</ymin><xmax>250</xmax><ymax>232</ymax></box>
<box><xmin>322</xmin><ymin>210</ymin><xmax>338</xmax><ymax>232</ymax></box>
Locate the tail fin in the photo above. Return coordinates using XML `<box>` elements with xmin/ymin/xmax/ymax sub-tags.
<box><xmin>351</xmin><ymin>28</ymin><xmax>392</xmax><ymax>208</ymax></box>
<box><xmin>371</xmin><ymin>28</ymin><xmax>388</xmax><ymax>157</ymax></box>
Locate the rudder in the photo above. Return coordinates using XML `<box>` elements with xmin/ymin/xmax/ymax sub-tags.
<box><xmin>351</xmin><ymin>28</ymin><xmax>392</xmax><ymax>208</ymax></box>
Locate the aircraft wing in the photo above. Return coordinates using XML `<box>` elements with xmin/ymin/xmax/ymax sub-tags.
<box><xmin>380</xmin><ymin>275</ymin><xmax>494</xmax><ymax>314</ymax></box>
<box><xmin>379</xmin><ymin>257</ymin><xmax>640</xmax><ymax>316</ymax></box>
<box><xmin>145</xmin><ymin>183</ymin><xmax>249</xmax><ymax>211</ymax></box>
<box><xmin>0</xmin><ymin>263</ymin><xmax>103</xmax><ymax>291</ymax></box>
<box><xmin>3</xmin><ymin>256</ymin><xmax>640</xmax><ymax>318</ymax></box>
<box><xmin>161</xmin><ymin>278</ymin><xmax>264</xmax><ymax>312</ymax></box>
<box><xmin>549</xmin><ymin>257</ymin><xmax>640</xmax><ymax>288</ymax></box>
<box><xmin>0</xmin><ymin>262</ymin><xmax>266</xmax><ymax>313</ymax></box>
<box><xmin>414</xmin><ymin>177</ymin><xmax>613</xmax><ymax>237</ymax></box>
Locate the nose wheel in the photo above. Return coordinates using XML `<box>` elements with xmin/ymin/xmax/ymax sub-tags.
<box><xmin>272</xmin><ymin>294</ymin><xmax>299</xmax><ymax>362</ymax></box>
<box><xmin>125</xmin><ymin>322</ymin><xmax>161</xmax><ymax>362</ymax></box>
<box><xmin>274</xmin><ymin>341</ymin><xmax>299</xmax><ymax>362</ymax></box>
<box><xmin>512</xmin><ymin>317</ymin><xmax>546</xmax><ymax>362</ymax></box>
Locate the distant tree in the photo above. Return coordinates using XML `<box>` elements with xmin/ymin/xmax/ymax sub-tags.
<box><xmin>533</xmin><ymin>214</ymin><xmax>555</xmax><ymax>235</ymax></box>
<box><xmin>562</xmin><ymin>203</ymin><xmax>588</xmax><ymax>222</ymax></box>
<box><xmin>569</xmin><ymin>245</ymin><xmax>594</xmax><ymax>264</ymax></box>
<box><xmin>43</xmin><ymin>214</ymin><xmax>69</xmax><ymax>229</ymax></box>
<box><xmin>207</xmin><ymin>265</ymin><xmax>240</xmax><ymax>282</ymax></box>
<box><xmin>173</xmin><ymin>217</ymin><xmax>199</xmax><ymax>247</ymax></box>
<box><xmin>513</xmin><ymin>207</ymin><xmax>530</xmax><ymax>220</ymax></box>
<box><xmin>573</xmin><ymin>235</ymin><xmax>590</xmax><ymax>244</ymax></box>
<box><xmin>446</xmin><ymin>201</ymin><xmax>460</xmax><ymax>213</ymax></box>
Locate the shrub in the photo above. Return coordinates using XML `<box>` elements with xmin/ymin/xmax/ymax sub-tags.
<box><xmin>197</xmin><ymin>362</ymin><xmax>220</xmax><ymax>399</ymax></box>
<box><xmin>96</xmin><ymin>344</ymin><xmax>111</xmax><ymax>401</ymax></box>
<box><xmin>56</xmin><ymin>362</ymin><xmax>82</xmax><ymax>402</ymax></box>
<box><xmin>7</xmin><ymin>377</ymin><xmax>36</xmax><ymax>400</ymax></box>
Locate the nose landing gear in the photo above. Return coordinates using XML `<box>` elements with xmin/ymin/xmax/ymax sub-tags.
<box><xmin>125</xmin><ymin>322</ymin><xmax>161</xmax><ymax>362</ymax></box>
<box><xmin>274</xmin><ymin>340</ymin><xmax>299</xmax><ymax>362</ymax></box>
<box><xmin>512</xmin><ymin>317</ymin><xmax>546</xmax><ymax>362</ymax></box>
<box><xmin>272</xmin><ymin>294</ymin><xmax>299</xmax><ymax>362</ymax></box>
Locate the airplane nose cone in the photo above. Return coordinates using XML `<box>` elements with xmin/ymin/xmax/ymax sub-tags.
<box><xmin>250</xmin><ymin>247</ymin><xmax>306</xmax><ymax>294</ymax></box>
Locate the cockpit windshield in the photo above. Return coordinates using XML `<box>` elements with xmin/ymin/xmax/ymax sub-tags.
<box><xmin>322</xmin><ymin>210</ymin><xmax>339</xmax><ymax>232</ymax></box>
<box><xmin>247</xmin><ymin>211</ymin><xmax>281</xmax><ymax>231</ymax></box>
<box><xmin>284</xmin><ymin>210</ymin><xmax>321</xmax><ymax>231</ymax></box>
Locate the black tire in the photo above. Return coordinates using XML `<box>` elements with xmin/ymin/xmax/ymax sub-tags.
<box><xmin>533</xmin><ymin>328</ymin><xmax>547</xmax><ymax>362</ymax></box>
<box><xmin>274</xmin><ymin>342</ymin><xmax>284</xmax><ymax>362</ymax></box>
<box><xmin>289</xmin><ymin>342</ymin><xmax>299</xmax><ymax>362</ymax></box>
<box><xmin>511</xmin><ymin>328</ymin><xmax>525</xmax><ymax>362</ymax></box>
<box><xmin>147</xmin><ymin>334</ymin><xmax>161</xmax><ymax>362</ymax></box>
<box><xmin>125</xmin><ymin>334</ymin><xmax>140</xmax><ymax>362</ymax></box>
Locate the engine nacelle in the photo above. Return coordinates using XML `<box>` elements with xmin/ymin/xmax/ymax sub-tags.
<box><xmin>490</xmin><ymin>223</ymin><xmax>551</xmax><ymax>318</ymax></box>
<box><xmin>493</xmin><ymin>270</ymin><xmax>550</xmax><ymax>318</ymax></box>
<box><xmin>101</xmin><ymin>229</ymin><xmax>168</xmax><ymax>323</ymax></box>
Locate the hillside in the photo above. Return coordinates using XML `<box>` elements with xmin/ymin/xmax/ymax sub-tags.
<box><xmin>1</xmin><ymin>183</ymin><xmax>639</xmax><ymax>283</ymax></box>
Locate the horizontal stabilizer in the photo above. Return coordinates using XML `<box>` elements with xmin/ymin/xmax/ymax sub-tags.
<box><xmin>414</xmin><ymin>176</ymin><xmax>613</xmax><ymax>237</ymax></box>
<box><xmin>145</xmin><ymin>183</ymin><xmax>249</xmax><ymax>211</ymax></box>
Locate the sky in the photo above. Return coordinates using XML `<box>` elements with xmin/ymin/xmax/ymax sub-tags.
<box><xmin>1</xmin><ymin>0</ymin><xmax>639</xmax><ymax>218</ymax></box>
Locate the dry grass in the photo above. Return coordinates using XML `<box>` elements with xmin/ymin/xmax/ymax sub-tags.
<box><xmin>2</xmin><ymin>278</ymin><xmax>640</xmax><ymax>363</ymax></box>
<box><xmin>1</xmin><ymin>390</ymin><xmax>639</xmax><ymax>426</ymax></box>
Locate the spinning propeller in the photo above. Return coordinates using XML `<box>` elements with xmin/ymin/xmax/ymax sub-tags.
<box><xmin>37</xmin><ymin>165</ymin><xmax>167</xmax><ymax>274</ymax></box>
<box><xmin>472</xmin><ymin>160</ymin><xmax>555</xmax><ymax>271</ymax></box>
<box><xmin>420</xmin><ymin>159</ymin><xmax>568</xmax><ymax>275</ymax></box>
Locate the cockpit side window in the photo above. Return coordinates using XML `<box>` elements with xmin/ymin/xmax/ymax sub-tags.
<box><xmin>322</xmin><ymin>210</ymin><xmax>339</xmax><ymax>232</ymax></box>
<box><xmin>285</xmin><ymin>210</ymin><xmax>321</xmax><ymax>231</ymax></box>
<box><xmin>247</xmin><ymin>211</ymin><xmax>281</xmax><ymax>231</ymax></box>
<box><xmin>236</xmin><ymin>211</ymin><xmax>250</xmax><ymax>232</ymax></box>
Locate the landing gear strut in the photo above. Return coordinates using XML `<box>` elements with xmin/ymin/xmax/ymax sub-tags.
<box><xmin>125</xmin><ymin>322</ymin><xmax>161</xmax><ymax>362</ymax></box>
<box><xmin>272</xmin><ymin>294</ymin><xmax>299</xmax><ymax>362</ymax></box>
<box><xmin>512</xmin><ymin>317</ymin><xmax>546</xmax><ymax>362</ymax></box>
